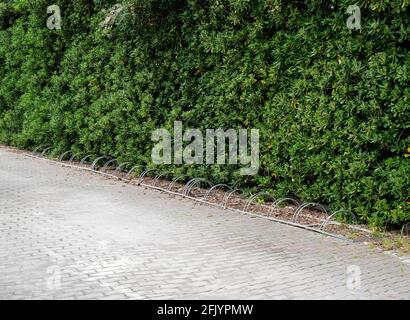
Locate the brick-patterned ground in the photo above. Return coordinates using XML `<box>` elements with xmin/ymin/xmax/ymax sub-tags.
<box><xmin>0</xmin><ymin>146</ymin><xmax>409</xmax><ymax>299</ymax></box>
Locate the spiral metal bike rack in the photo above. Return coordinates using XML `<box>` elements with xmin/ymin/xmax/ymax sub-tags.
<box><xmin>222</xmin><ymin>188</ymin><xmax>246</xmax><ymax>209</ymax></box>
<box><xmin>59</xmin><ymin>150</ymin><xmax>72</xmax><ymax>161</ymax></box>
<box><xmin>125</xmin><ymin>165</ymin><xmax>144</xmax><ymax>180</ymax></box>
<box><xmin>243</xmin><ymin>192</ymin><xmax>276</xmax><ymax>212</ymax></box>
<box><xmin>267</xmin><ymin>198</ymin><xmax>300</xmax><ymax>217</ymax></box>
<box><xmin>203</xmin><ymin>184</ymin><xmax>232</xmax><ymax>201</ymax></box>
<box><xmin>319</xmin><ymin>210</ymin><xmax>357</xmax><ymax>230</ymax></box>
<box><xmin>69</xmin><ymin>153</ymin><xmax>81</xmax><ymax>163</ymax></box>
<box><xmin>137</xmin><ymin>169</ymin><xmax>157</xmax><ymax>185</ymax></box>
<box><xmin>292</xmin><ymin>202</ymin><xmax>329</xmax><ymax>224</ymax></box>
<box><xmin>101</xmin><ymin>159</ymin><xmax>118</xmax><ymax>172</ymax></box>
<box><xmin>80</xmin><ymin>154</ymin><xmax>94</xmax><ymax>165</ymax></box>
<box><xmin>91</xmin><ymin>156</ymin><xmax>112</xmax><ymax>171</ymax></box>
<box><xmin>115</xmin><ymin>162</ymin><xmax>131</xmax><ymax>173</ymax></box>
<box><xmin>152</xmin><ymin>171</ymin><xmax>173</xmax><ymax>187</ymax></box>
<box><xmin>182</xmin><ymin>178</ymin><xmax>213</xmax><ymax>197</ymax></box>
<box><xmin>40</xmin><ymin>147</ymin><xmax>53</xmax><ymax>157</ymax></box>
<box><xmin>32</xmin><ymin>146</ymin><xmax>46</xmax><ymax>156</ymax></box>
<box><xmin>167</xmin><ymin>175</ymin><xmax>191</xmax><ymax>191</ymax></box>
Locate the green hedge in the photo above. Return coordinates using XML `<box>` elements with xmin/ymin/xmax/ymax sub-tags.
<box><xmin>0</xmin><ymin>0</ymin><xmax>409</xmax><ymax>227</ymax></box>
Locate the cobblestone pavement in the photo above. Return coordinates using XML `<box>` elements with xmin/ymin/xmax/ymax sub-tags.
<box><xmin>0</xmin><ymin>146</ymin><xmax>409</xmax><ymax>300</ymax></box>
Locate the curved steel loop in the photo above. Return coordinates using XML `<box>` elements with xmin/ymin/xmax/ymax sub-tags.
<box><xmin>167</xmin><ymin>175</ymin><xmax>190</xmax><ymax>191</ymax></box>
<box><xmin>116</xmin><ymin>162</ymin><xmax>131</xmax><ymax>173</ymax></box>
<box><xmin>319</xmin><ymin>210</ymin><xmax>357</xmax><ymax>230</ymax></box>
<box><xmin>101</xmin><ymin>159</ymin><xmax>118</xmax><ymax>172</ymax></box>
<box><xmin>268</xmin><ymin>198</ymin><xmax>300</xmax><ymax>216</ymax></box>
<box><xmin>137</xmin><ymin>168</ymin><xmax>157</xmax><ymax>184</ymax></box>
<box><xmin>33</xmin><ymin>145</ymin><xmax>45</xmax><ymax>156</ymax></box>
<box><xmin>243</xmin><ymin>192</ymin><xmax>276</xmax><ymax>212</ymax></box>
<box><xmin>91</xmin><ymin>156</ymin><xmax>111</xmax><ymax>171</ymax></box>
<box><xmin>182</xmin><ymin>178</ymin><xmax>203</xmax><ymax>195</ymax></box>
<box><xmin>69</xmin><ymin>153</ymin><xmax>81</xmax><ymax>163</ymax></box>
<box><xmin>183</xmin><ymin>178</ymin><xmax>214</xmax><ymax>197</ymax></box>
<box><xmin>203</xmin><ymin>184</ymin><xmax>232</xmax><ymax>201</ymax></box>
<box><xmin>125</xmin><ymin>165</ymin><xmax>144</xmax><ymax>179</ymax></box>
<box><xmin>80</xmin><ymin>154</ymin><xmax>94</xmax><ymax>165</ymax></box>
<box><xmin>186</xmin><ymin>179</ymin><xmax>214</xmax><ymax>197</ymax></box>
<box><xmin>222</xmin><ymin>188</ymin><xmax>245</xmax><ymax>209</ymax></box>
<box><xmin>153</xmin><ymin>171</ymin><xmax>172</xmax><ymax>186</ymax></box>
<box><xmin>40</xmin><ymin>147</ymin><xmax>52</xmax><ymax>157</ymax></box>
<box><xmin>32</xmin><ymin>145</ymin><xmax>43</xmax><ymax>153</ymax></box>
<box><xmin>292</xmin><ymin>202</ymin><xmax>329</xmax><ymax>223</ymax></box>
<box><xmin>59</xmin><ymin>150</ymin><xmax>72</xmax><ymax>161</ymax></box>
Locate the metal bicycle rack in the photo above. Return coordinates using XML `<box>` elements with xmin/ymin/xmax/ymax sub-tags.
<box><xmin>125</xmin><ymin>165</ymin><xmax>144</xmax><ymax>179</ymax></box>
<box><xmin>222</xmin><ymin>188</ymin><xmax>246</xmax><ymax>209</ymax></box>
<box><xmin>80</xmin><ymin>154</ymin><xmax>94</xmax><ymax>165</ymax></box>
<box><xmin>167</xmin><ymin>175</ymin><xmax>191</xmax><ymax>191</ymax></box>
<box><xmin>32</xmin><ymin>145</ymin><xmax>46</xmax><ymax>156</ymax></box>
<box><xmin>59</xmin><ymin>150</ymin><xmax>73</xmax><ymax>161</ymax></box>
<box><xmin>91</xmin><ymin>156</ymin><xmax>112</xmax><ymax>171</ymax></box>
<box><xmin>268</xmin><ymin>198</ymin><xmax>301</xmax><ymax>216</ymax></box>
<box><xmin>203</xmin><ymin>184</ymin><xmax>232</xmax><ymax>201</ymax></box>
<box><xmin>292</xmin><ymin>202</ymin><xmax>329</xmax><ymax>224</ymax></box>
<box><xmin>137</xmin><ymin>168</ymin><xmax>157</xmax><ymax>185</ymax></box>
<box><xmin>101</xmin><ymin>158</ymin><xmax>118</xmax><ymax>172</ymax></box>
<box><xmin>152</xmin><ymin>171</ymin><xmax>173</xmax><ymax>187</ymax></box>
<box><xmin>319</xmin><ymin>210</ymin><xmax>357</xmax><ymax>230</ymax></box>
<box><xmin>115</xmin><ymin>162</ymin><xmax>131</xmax><ymax>173</ymax></box>
<box><xmin>182</xmin><ymin>178</ymin><xmax>213</xmax><ymax>197</ymax></box>
<box><xmin>69</xmin><ymin>153</ymin><xmax>81</xmax><ymax>163</ymax></box>
<box><xmin>243</xmin><ymin>192</ymin><xmax>276</xmax><ymax>212</ymax></box>
<box><xmin>40</xmin><ymin>147</ymin><xmax>53</xmax><ymax>157</ymax></box>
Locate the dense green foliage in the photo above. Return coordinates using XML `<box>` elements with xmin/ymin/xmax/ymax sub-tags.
<box><xmin>0</xmin><ymin>0</ymin><xmax>409</xmax><ymax>227</ymax></box>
